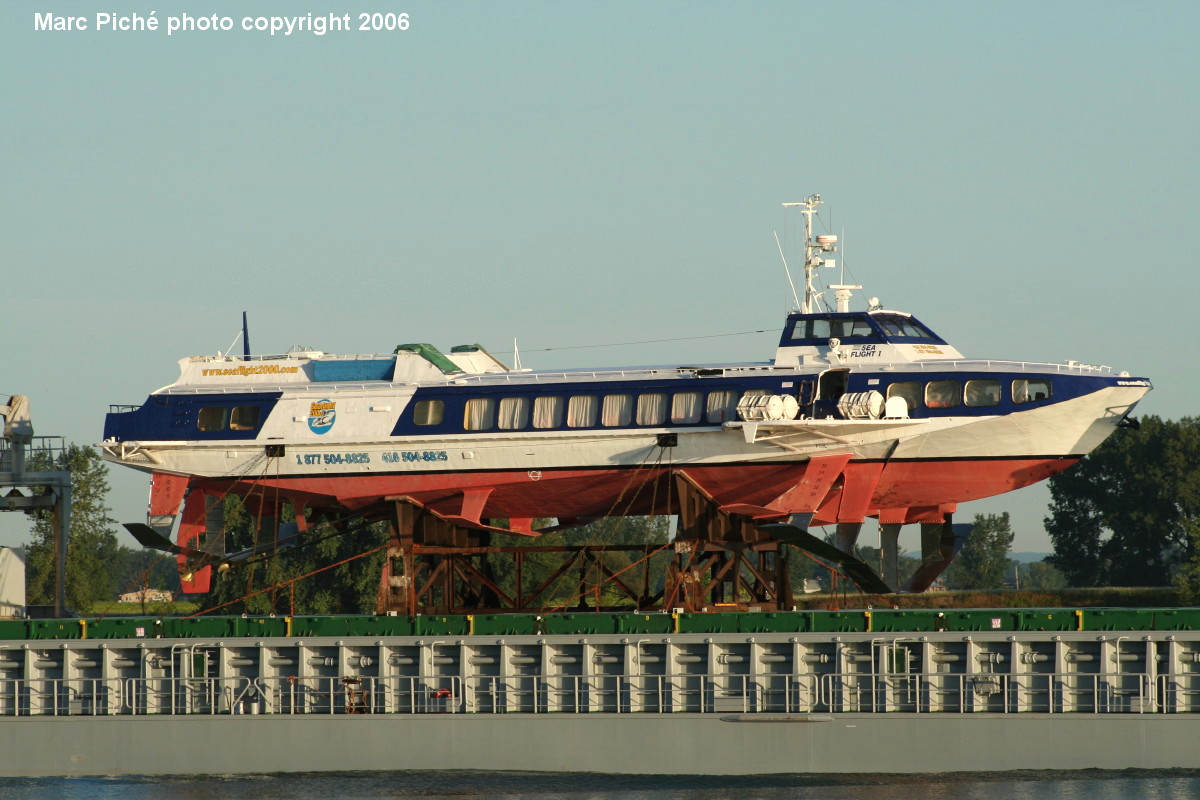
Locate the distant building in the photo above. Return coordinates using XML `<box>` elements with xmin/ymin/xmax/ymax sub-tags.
<box><xmin>119</xmin><ymin>589</ymin><xmax>173</xmax><ymax>604</ymax></box>
<box><xmin>0</xmin><ymin>548</ymin><xmax>26</xmax><ymax>618</ymax></box>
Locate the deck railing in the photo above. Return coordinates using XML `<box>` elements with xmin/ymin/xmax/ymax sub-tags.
<box><xmin>0</xmin><ymin>670</ymin><xmax>1183</xmax><ymax>717</ymax></box>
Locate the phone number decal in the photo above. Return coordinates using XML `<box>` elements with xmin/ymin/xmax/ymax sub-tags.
<box><xmin>382</xmin><ymin>450</ymin><xmax>449</xmax><ymax>464</ymax></box>
<box><xmin>296</xmin><ymin>452</ymin><xmax>371</xmax><ymax>465</ymax></box>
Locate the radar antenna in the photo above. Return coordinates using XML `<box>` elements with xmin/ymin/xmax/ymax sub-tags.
<box><xmin>782</xmin><ymin>194</ymin><xmax>839</xmax><ymax>314</ymax></box>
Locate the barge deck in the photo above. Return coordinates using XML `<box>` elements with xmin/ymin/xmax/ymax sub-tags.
<box><xmin>2</xmin><ymin>609</ymin><xmax>1199</xmax><ymax>776</ymax></box>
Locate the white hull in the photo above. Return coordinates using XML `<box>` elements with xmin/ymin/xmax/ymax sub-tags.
<box><xmin>102</xmin><ymin>385</ymin><xmax>1147</xmax><ymax>483</ymax></box>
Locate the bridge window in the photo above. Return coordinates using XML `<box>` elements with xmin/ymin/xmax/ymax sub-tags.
<box><xmin>842</xmin><ymin>319</ymin><xmax>875</xmax><ymax>337</ymax></box>
<box><xmin>792</xmin><ymin>317</ymin><xmax>877</xmax><ymax>341</ymax></box>
<box><xmin>874</xmin><ymin>315</ymin><xmax>937</xmax><ymax>339</ymax></box>
<box><xmin>636</xmin><ymin>393</ymin><xmax>667</xmax><ymax>425</ymax></box>
<box><xmin>197</xmin><ymin>406</ymin><xmax>227</xmax><ymax>432</ymax></box>
<box><xmin>414</xmin><ymin>399</ymin><xmax>444</xmax><ymax>426</ymax></box>
<box><xmin>567</xmin><ymin>395</ymin><xmax>598</xmax><ymax>428</ymax></box>
<box><xmin>806</xmin><ymin>319</ymin><xmax>832</xmax><ymax>339</ymax></box>
<box><xmin>706</xmin><ymin>390</ymin><xmax>737</xmax><ymax>423</ymax></box>
<box><xmin>498</xmin><ymin>397</ymin><xmax>528</xmax><ymax>430</ymax></box>
<box><xmin>464</xmin><ymin>398</ymin><xmax>496</xmax><ymax>430</ymax></box>
<box><xmin>230</xmin><ymin>406</ymin><xmax>260</xmax><ymax>431</ymax></box>
<box><xmin>532</xmin><ymin>396</ymin><xmax>563</xmax><ymax>429</ymax></box>
<box><xmin>602</xmin><ymin>394</ymin><xmax>632</xmax><ymax>426</ymax></box>
<box><xmin>671</xmin><ymin>392</ymin><xmax>702</xmax><ymax>424</ymax></box>
<box><xmin>965</xmin><ymin>379</ymin><xmax>1001</xmax><ymax>407</ymax></box>
<box><xmin>1013</xmin><ymin>378</ymin><xmax>1052</xmax><ymax>404</ymax></box>
<box><xmin>886</xmin><ymin>382</ymin><xmax>922</xmax><ymax>412</ymax></box>
<box><xmin>925</xmin><ymin>380</ymin><xmax>962</xmax><ymax>409</ymax></box>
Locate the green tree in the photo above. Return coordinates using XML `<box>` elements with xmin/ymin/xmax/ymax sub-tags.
<box><xmin>942</xmin><ymin>513</ymin><xmax>1015</xmax><ymax>590</ymax></box>
<box><xmin>111</xmin><ymin>548</ymin><xmax>180</xmax><ymax>597</ymax></box>
<box><xmin>1172</xmin><ymin>518</ymin><xmax>1200</xmax><ymax>604</ymax></box>
<box><xmin>24</xmin><ymin>444</ymin><xmax>122</xmax><ymax>611</ymax></box>
<box><xmin>1020</xmin><ymin>560</ymin><xmax>1068</xmax><ymax>591</ymax></box>
<box><xmin>854</xmin><ymin>544</ymin><xmax>924</xmax><ymax>591</ymax></box>
<box><xmin>486</xmin><ymin>516</ymin><xmax>671</xmax><ymax>610</ymax></box>
<box><xmin>1045</xmin><ymin>417</ymin><xmax>1200</xmax><ymax>587</ymax></box>
<box><xmin>204</xmin><ymin>498</ymin><xmax>389</xmax><ymax>615</ymax></box>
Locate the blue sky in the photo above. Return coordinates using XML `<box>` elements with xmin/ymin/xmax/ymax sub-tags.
<box><xmin>2</xmin><ymin>1</ymin><xmax>1196</xmax><ymax>555</ymax></box>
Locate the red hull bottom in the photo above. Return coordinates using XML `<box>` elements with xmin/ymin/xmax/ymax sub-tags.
<box><xmin>191</xmin><ymin>456</ymin><xmax>1079</xmax><ymax>528</ymax></box>
<box><xmin>161</xmin><ymin>457</ymin><xmax>1079</xmax><ymax>593</ymax></box>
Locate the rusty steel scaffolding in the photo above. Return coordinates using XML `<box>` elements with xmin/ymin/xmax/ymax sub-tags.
<box><xmin>375</xmin><ymin>471</ymin><xmax>799</xmax><ymax>615</ymax></box>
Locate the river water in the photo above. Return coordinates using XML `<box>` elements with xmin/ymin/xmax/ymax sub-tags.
<box><xmin>3</xmin><ymin>771</ymin><xmax>1200</xmax><ymax>800</ymax></box>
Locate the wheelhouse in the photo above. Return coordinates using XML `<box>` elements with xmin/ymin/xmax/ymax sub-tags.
<box><xmin>780</xmin><ymin>311</ymin><xmax>949</xmax><ymax>348</ymax></box>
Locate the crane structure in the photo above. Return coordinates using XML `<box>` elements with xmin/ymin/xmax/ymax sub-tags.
<box><xmin>0</xmin><ymin>395</ymin><xmax>70</xmax><ymax>616</ymax></box>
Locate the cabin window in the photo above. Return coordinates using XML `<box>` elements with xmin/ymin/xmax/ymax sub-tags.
<box><xmin>706</xmin><ymin>390</ymin><xmax>737</xmax><ymax>423</ymax></box>
<box><xmin>965</xmin><ymin>379</ymin><xmax>1002</xmax><ymax>408</ymax></box>
<box><xmin>636</xmin><ymin>393</ymin><xmax>667</xmax><ymax>425</ymax></box>
<box><xmin>602</xmin><ymin>394</ymin><xmax>632</xmax><ymax>427</ymax></box>
<box><xmin>840</xmin><ymin>319</ymin><xmax>875</xmax><ymax>338</ymax></box>
<box><xmin>197</xmin><ymin>406</ymin><xmax>227</xmax><ymax>432</ymax></box>
<box><xmin>1013</xmin><ymin>378</ymin><xmax>1052</xmax><ymax>404</ymax></box>
<box><xmin>671</xmin><ymin>392</ymin><xmax>702</xmax><ymax>424</ymax></box>
<box><xmin>497</xmin><ymin>397</ymin><xmax>529</xmax><ymax>430</ymax></box>
<box><xmin>792</xmin><ymin>318</ymin><xmax>876</xmax><ymax>341</ymax></box>
<box><xmin>874</xmin><ymin>315</ymin><xmax>937</xmax><ymax>339</ymax></box>
<box><xmin>532</xmin><ymin>396</ymin><xmax>563</xmax><ymax>429</ymax></box>
<box><xmin>230</xmin><ymin>405</ymin><xmax>260</xmax><ymax>431</ymax></box>
<box><xmin>925</xmin><ymin>380</ymin><xmax>962</xmax><ymax>409</ymax></box>
<box><xmin>886</xmin><ymin>382</ymin><xmax>922</xmax><ymax>412</ymax></box>
<box><xmin>464</xmin><ymin>398</ymin><xmax>495</xmax><ymax>431</ymax></box>
<box><xmin>567</xmin><ymin>395</ymin><xmax>598</xmax><ymax>428</ymax></box>
<box><xmin>414</xmin><ymin>399</ymin><xmax>444</xmax><ymax>426</ymax></box>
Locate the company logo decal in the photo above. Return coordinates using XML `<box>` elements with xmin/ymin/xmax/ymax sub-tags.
<box><xmin>308</xmin><ymin>399</ymin><xmax>336</xmax><ymax>435</ymax></box>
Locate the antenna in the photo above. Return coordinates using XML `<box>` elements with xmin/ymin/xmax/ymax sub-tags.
<box><xmin>839</xmin><ymin>227</ymin><xmax>846</xmax><ymax>285</ymax></box>
<box><xmin>774</xmin><ymin>230</ymin><xmax>802</xmax><ymax>309</ymax></box>
<box><xmin>513</xmin><ymin>338</ymin><xmax>522</xmax><ymax>371</ymax></box>
<box><xmin>827</xmin><ymin>226</ymin><xmax>860</xmax><ymax>312</ymax></box>
<box><xmin>783</xmin><ymin>194</ymin><xmax>837</xmax><ymax>314</ymax></box>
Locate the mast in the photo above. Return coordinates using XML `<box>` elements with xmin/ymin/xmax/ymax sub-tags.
<box><xmin>242</xmin><ymin>311</ymin><xmax>251</xmax><ymax>361</ymax></box>
<box><xmin>782</xmin><ymin>194</ymin><xmax>838</xmax><ymax>314</ymax></box>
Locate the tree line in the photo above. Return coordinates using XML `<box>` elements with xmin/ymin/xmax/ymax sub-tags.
<box><xmin>24</xmin><ymin>445</ymin><xmax>177</xmax><ymax>610</ymax></box>
<box><xmin>1045</xmin><ymin>415</ymin><xmax>1200</xmax><ymax>595</ymax></box>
